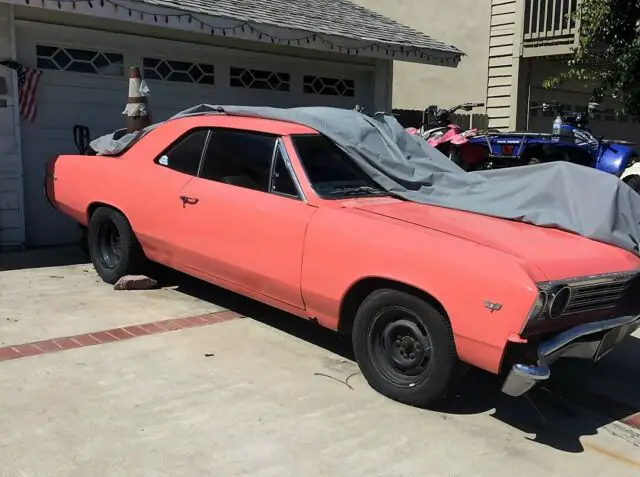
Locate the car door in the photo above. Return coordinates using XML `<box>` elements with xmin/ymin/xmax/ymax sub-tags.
<box><xmin>176</xmin><ymin>128</ymin><xmax>317</xmax><ymax>310</ymax></box>
<box><xmin>132</xmin><ymin>128</ymin><xmax>208</xmax><ymax>267</ymax></box>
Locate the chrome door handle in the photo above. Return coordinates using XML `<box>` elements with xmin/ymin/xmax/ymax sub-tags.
<box><xmin>179</xmin><ymin>195</ymin><xmax>199</xmax><ymax>207</ymax></box>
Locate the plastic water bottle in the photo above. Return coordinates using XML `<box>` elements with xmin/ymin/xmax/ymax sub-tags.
<box><xmin>552</xmin><ymin>115</ymin><xmax>563</xmax><ymax>136</ymax></box>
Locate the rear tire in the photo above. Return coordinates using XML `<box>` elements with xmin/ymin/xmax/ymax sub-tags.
<box><xmin>623</xmin><ymin>174</ymin><xmax>640</xmax><ymax>194</ymax></box>
<box><xmin>88</xmin><ymin>206</ymin><xmax>146</xmax><ymax>284</ymax></box>
<box><xmin>449</xmin><ymin>149</ymin><xmax>465</xmax><ymax>169</ymax></box>
<box><xmin>352</xmin><ymin>289</ymin><xmax>459</xmax><ymax>408</ymax></box>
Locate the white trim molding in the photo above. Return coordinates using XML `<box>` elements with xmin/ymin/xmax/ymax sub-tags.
<box><xmin>0</xmin><ymin>2</ymin><xmax>27</xmax><ymax>250</ymax></box>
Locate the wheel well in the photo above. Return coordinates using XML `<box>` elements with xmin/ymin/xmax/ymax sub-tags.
<box><xmin>338</xmin><ymin>277</ymin><xmax>449</xmax><ymax>335</ymax></box>
<box><xmin>87</xmin><ymin>202</ymin><xmax>122</xmax><ymax>222</ymax></box>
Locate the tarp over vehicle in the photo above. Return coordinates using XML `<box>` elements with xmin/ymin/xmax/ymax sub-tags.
<box><xmin>89</xmin><ymin>104</ymin><xmax>640</xmax><ymax>257</ymax></box>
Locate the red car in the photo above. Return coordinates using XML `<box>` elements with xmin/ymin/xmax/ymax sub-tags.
<box><xmin>46</xmin><ymin>112</ymin><xmax>640</xmax><ymax>408</ymax></box>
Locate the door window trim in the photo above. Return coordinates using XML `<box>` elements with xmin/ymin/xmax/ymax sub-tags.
<box><xmin>153</xmin><ymin>127</ymin><xmax>211</xmax><ymax>178</ymax></box>
<box><xmin>154</xmin><ymin>126</ymin><xmax>307</xmax><ymax>202</ymax></box>
<box><xmin>268</xmin><ymin>138</ymin><xmax>307</xmax><ymax>202</ymax></box>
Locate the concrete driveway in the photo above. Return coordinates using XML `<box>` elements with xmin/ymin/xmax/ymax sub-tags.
<box><xmin>1</xmin><ymin>247</ymin><xmax>639</xmax><ymax>476</ymax></box>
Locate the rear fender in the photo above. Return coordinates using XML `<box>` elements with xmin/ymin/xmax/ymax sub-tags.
<box><xmin>50</xmin><ymin>153</ymin><xmax>129</xmax><ymax>226</ymax></box>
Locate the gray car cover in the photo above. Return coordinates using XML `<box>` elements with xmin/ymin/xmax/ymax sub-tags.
<box><xmin>89</xmin><ymin>104</ymin><xmax>640</xmax><ymax>257</ymax></box>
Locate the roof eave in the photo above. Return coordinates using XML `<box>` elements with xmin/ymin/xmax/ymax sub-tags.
<box><xmin>9</xmin><ymin>0</ymin><xmax>464</xmax><ymax>66</ymax></box>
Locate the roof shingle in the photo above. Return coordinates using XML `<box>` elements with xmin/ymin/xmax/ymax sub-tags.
<box><xmin>137</xmin><ymin>0</ymin><xmax>464</xmax><ymax>58</ymax></box>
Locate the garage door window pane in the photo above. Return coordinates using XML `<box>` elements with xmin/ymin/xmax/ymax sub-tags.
<box><xmin>143</xmin><ymin>57</ymin><xmax>215</xmax><ymax>85</ymax></box>
<box><xmin>36</xmin><ymin>45</ymin><xmax>123</xmax><ymax>76</ymax></box>
<box><xmin>199</xmin><ymin>130</ymin><xmax>276</xmax><ymax>192</ymax></box>
<box><xmin>155</xmin><ymin>130</ymin><xmax>209</xmax><ymax>176</ymax></box>
<box><xmin>303</xmin><ymin>75</ymin><xmax>355</xmax><ymax>97</ymax></box>
<box><xmin>67</xmin><ymin>61</ymin><xmax>98</xmax><ymax>74</ymax></box>
<box><xmin>230</xmin><ymin>67</ymin><xmax>290</xmax><ymax>92</ymax></box>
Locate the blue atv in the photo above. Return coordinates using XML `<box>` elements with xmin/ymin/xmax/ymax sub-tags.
<box><xmin>466</xmin><ymin>101</ymin><xmax>640</xmax><ymax>193</ymax></box>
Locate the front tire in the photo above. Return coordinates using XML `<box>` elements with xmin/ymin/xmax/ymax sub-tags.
<box><xmin>352</xmin><ymin>289</ymin><xmax>459</xmax><ymax>408</ymax></box>
<box><xmin>88</xmin><ymin>207</ymin><xmax>145</xmax><ymax>284</ymax></box>
<box><xmin>623</xmin><ymin>174</ymin><xmax>640</xmax><ymax>194</ymax></box>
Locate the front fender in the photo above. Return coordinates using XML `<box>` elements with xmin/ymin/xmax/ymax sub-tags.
<box><xmin>597</xmin><ymin>143</ymin><xmax>638</xmax><ymax>176</ymax></box>
<box><xmin>300</xmin><ymin>207</ymin><xmax>539</xmax><ymax>374</ymax></box>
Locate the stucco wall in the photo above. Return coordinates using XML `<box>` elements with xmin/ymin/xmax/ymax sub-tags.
<box><xmin>352</xmin><ymin>0</ymin><xmax>491</xmax><ymax>111</ymax></box>
<box><xmin>526</xmin><ymin>58</ymin><xmax>640</xmax><ymax>143</ymax></box>
<box><xmin>0</xmin><ymin>3</ymin><xmax>25</xmax><ymax>249</ymax></box>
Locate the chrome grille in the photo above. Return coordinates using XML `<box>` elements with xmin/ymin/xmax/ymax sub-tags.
<box><xmin>564</xmin><ymin>272</ymin><xmax>638</xmax><ymax>315</ymax></box>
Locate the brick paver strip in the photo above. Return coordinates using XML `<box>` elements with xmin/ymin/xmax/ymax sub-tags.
<box><xmin>0</xmin><ymin>310</ymin><xmax>241</xmax><ymax>362</ymax></box>
<box><xmin>2</xmin><ymin>307</ymin><xmax>638</xmax><ymax>433</ymax></box>
<box><xmin>622</xmin><ymin>412</ymin><xmax>640</xmax><ymax>429</ymax></box>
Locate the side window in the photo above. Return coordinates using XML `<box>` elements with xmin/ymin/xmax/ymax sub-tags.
<box><xmin>270</xmin><ymin>146</ymin><xmax>300</xmax><ymax>198</ymax></box>
<box><xmin>155</xmin><ymin>129</ymin><xmax>208</xmax><ymax>176</ymax></box>
<box><xmin>199</xmin><ymin>129</ymin><xmax>276</xmax><ymax>192</ymax></box>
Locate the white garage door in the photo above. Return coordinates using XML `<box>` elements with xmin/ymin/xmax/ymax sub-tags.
<box><xmin>16</xmin><ymin>21</ymin><xmax>376</xmax><ymax>246</ymax></box>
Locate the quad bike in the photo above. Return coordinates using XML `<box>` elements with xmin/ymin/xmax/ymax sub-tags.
<box><xmin>467</xmin><ymin>101</ymin><xmax>640</xmax><ymax>191</ymax></box>
<box><xmin>407</xmin><ymin>102</ymin><xmax>488</xmax><ymax>170</ymax></box>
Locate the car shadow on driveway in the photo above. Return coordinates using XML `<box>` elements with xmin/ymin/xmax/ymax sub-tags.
<box><xmin>163</xmin><ymin>268</ymin><xmax>632</xmax><ymax>455</ymax></box>
<box><xmin>434</xmin><ymin>371</ymin><xmax>612</xmax><ymax>453</ymax></box>
<box><xmin>0</xmin><ymin>245</ymin><xmax>89</xmax><ymax>272</ymax></box>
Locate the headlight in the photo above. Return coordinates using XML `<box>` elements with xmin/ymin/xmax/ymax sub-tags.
<box><xmin>527</xmin><ymin>289</ymin><xmax>548</xmax><ymax>321</ymax></box>
<box><xmin>525</xmin><ymin>284</ymin><xmax>572</xmax><ymax>322</ymax></box>
<box><xmin>548</xmin><ymin>286</ymin><xmax>572</xmax><ymax>318</ymax></box>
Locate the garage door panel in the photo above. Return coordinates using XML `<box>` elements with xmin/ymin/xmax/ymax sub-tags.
<box><xmin>20</xmin><ymin>135</ymin><xmax>88</xmax><ymax>246</ymax></box>
<box><xmin>18</xmin><ymin>25</ymin><xmax>376</xmax><ymax>246</ymax></box>
<box><xmin>37</xmin><ymin>71</ymin><xmax>126</xmax><ymax>88</ymax></box>
<box><xmin>139</xmin><ymin>82</ymin><xmax>224</xmax><ymax>121</ymax></box>
<box><xmin>35</xmin><ymin>102</ymin><xmax>125</xmax><ymax>131</ymax></box>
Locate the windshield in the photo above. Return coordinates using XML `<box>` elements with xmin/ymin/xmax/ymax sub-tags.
<box><xmin>291</xmin><ymin>134</ymin><xmax>388</xmax><ymax>199</ymax></box>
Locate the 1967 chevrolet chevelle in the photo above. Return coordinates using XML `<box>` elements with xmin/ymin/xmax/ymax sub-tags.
<box><xmin>46</xmin><ymin>111</ymin><xmax>640</xmax><ymax>408</ymax></box>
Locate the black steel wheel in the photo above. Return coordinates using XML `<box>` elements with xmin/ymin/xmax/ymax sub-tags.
<box><xmin>352</xmin><ymin>289</ymin><xmax>460</xmax><ymax>408</ymax></box>
<box><xmin>88</xmin><ymin>206</ymin><xmax>145</xmax><ymax>284</ymax></box>
<box><xmin>368</xmin><ymin>308</ymin><xmax>434</xmax><ymax>387</ymax></box>
<box><xmin>97</xmin><ymin>219</ymin><xmax>122</xmax><ymax>269</ymax></box>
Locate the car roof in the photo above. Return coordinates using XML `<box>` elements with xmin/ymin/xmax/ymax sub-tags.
<box><xmin>166</xmin><ymin>113</ymin><xmax>319</xmax><ymax>136</ymax></box>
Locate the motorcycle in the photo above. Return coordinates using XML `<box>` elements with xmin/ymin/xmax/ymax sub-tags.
<box><xmin>353</xmin><ymin>104</ymin><xmax>402</xmax><ymax>122</ymax></box>
<box><xmin>467</xmin><ymin>101</ymin><xmax>640</xmax><ymax>191</ymax></box>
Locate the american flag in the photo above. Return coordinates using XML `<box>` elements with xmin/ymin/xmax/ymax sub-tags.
<box><xmin>0</xmin><ymin>60</ymin><xmax>43</xmax><ymax>123</ymax></box>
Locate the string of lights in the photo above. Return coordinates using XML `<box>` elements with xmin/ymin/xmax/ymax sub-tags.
<box><xmin>21</xmin><ymin>0</ymin><xmax>456</xmax><ymax>63</ymax></box>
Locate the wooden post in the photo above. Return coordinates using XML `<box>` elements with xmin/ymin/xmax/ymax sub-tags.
<box><xmin>123</xmin><ymin>66</ymin><xmax>151</xmax><ymax>133</ymax></box>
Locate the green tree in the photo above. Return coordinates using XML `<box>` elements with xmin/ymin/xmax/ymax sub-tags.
<box><xmin>544</xmin><ymin>0</ymin><xmax>640</xmax><ymax>115</ymax></box>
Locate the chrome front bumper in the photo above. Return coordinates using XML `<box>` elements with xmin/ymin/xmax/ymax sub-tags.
<box><xmin>501</xmin><ymin>314</ymin><xmax>640</xmax><ymax>397</ymax></box>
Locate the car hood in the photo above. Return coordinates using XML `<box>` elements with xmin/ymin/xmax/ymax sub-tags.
<box><xmin>348</xmin><ymin>198</ymin><xmax>639</xmax><ymax>282</ymax></box>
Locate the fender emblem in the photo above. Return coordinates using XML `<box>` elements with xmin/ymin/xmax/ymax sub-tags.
<box><xmin>483</xmin><ymin>300</ymin><xmax>503</xmax><ymax>313</ymax></box>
